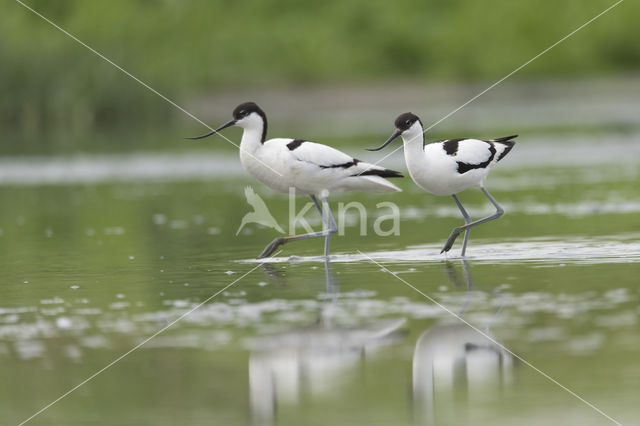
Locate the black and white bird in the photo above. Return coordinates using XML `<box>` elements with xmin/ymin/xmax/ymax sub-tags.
<box><xmin>188</xmin><ymin>102</ymin><xmax>403</xmax><ymax>258</ymax></box>
<box><xmin>369</xmin><ymin>112</ymin><xmax>516</xmax><ymax>256</ymax></box>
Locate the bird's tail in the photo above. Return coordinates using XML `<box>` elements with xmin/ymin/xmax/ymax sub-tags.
<box><xmin>343</xmin><ymin>161</ymin><xmax>403</xmax><ymax>192</ymax></box>
<box><xmin>340</xmin><ymin>175</ymin><xmax>401</xmax><ymax>193</ymax></box>
<box><xmin>492</xmin><ymin>134</ymin><xmax>518</xmax><ymax>144</ymax></box>
<box><xmin>492</xmin><ymin>135</ymin><xmax>517</xmax><ymax>162</ymax></box>
<box><xmin>364</xmin><ymin>176</ymin><xmax>402</xmax><ymax>192</ymax></box>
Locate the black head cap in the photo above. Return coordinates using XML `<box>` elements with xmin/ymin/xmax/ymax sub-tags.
<box><xmin>394</xmin><ymin>112</ymin><xmax>420</xmax><ymax>132</ymax></box>
<box><xmin>233</xmin><ymin>102</ymin><xmax>265</xmax><ymax>120</ymax></box>
<box><xmin>232</xmin><ymin>101</ymin><xmax>268</xmax><ymax>143</ymax></box>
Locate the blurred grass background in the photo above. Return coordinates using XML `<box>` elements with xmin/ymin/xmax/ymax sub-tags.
<box><xmin>1</xmin><ymin>0</ymin><xmax>639</xmax><ymax>149</ymax></box>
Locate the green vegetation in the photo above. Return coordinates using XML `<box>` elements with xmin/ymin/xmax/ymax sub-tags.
<box><xmin>2</xmin><ymin>0</ymin><xmax>639</xmax><ymax>133</ymax></box>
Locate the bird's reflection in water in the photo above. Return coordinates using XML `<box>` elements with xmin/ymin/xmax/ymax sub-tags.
<box><xmin>259</xmin><ymin>262</ymin><xmax>286</xmax><ymax>280</ymax></box>
<box><xmin>249</xmin><ymin>258</ymin><xmax>406</xmax><ymax>425</ymax></box>
<box><xmin>413</xmin><ymin>260</ymin><xmax>516</xmax><ymax>424</ymax></box>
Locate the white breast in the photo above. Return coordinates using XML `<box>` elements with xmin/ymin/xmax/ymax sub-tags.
<box><xmin>240</xmin><ymin>139</ymin><xmax>296</xmax><ymax>194</ymax></box>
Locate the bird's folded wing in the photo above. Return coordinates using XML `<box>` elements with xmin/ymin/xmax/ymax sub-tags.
<box><xmin>287</xmin><ymin>140</ymin><xmax>358</xmax><ymax>169</ymax></box>
<box><xmin>455</xmin><ymin>139</ymin><xmax>496</xmax><ymax>165</ymax></box>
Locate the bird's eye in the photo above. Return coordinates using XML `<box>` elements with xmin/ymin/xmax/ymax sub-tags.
<box><xmin>405</xmin><ymin>120</ymin><xmax>411</xmax><ymax>126</ymax></box>
<box><xmin>239</xmin><ymin>110</ymin><xmax>247</xmax><ymax>116</ymax></box>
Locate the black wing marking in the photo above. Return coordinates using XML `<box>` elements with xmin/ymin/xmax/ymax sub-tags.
<box><xmin>317</xmin><ymin>158</ymin><xmax>403</xmax><ymax>177</ymax></box>
<box><xmin>442</xmin><ymin>138</ymin><xmax>465</xmax><ymax>156</ymax></box>
<box><xmin>287</xmin><ymin>139</ymin><xmax>306</xmax><ymax>150</ymax></box>
<box><xmin>319</xmin><ymin>159</ymin><xmax>360</xmax><ymax>169</ymax></box>
<box><xmin>492</xmin><ymin>135</ymin><xmax>518</xmax><ymax>143</ymax></box>
<box><xmin>358</xmin><ymin>168</ymin><xmax>403</xmax><ymax>178</ymax></box>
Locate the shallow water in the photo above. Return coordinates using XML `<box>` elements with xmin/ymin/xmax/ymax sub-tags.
<box><xmin>1</xmin><ymin>135</ymin><xmax>639</xmax><ymax>425</ymax></box>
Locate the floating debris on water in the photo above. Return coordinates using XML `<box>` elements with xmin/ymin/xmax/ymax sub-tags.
<box><xmin>104</xmin><ymin>226</ymin><xmax>125</xmax><ymax>235</ymax></box>
<box><xmin>56</xmin><ymin>317</ymin><xmax>72</xmax><ymax>329</ymax></box>
<box><xmin>170</xmin><ymin>220</ymin><xmax>188</xmax><ymax>230</ymax></box>
<box><xmin>41</xmin><ymin>297</ymin><xmax>65</xmax><ymax>305</ymax></box>
<box><xmin>152</xmin><ymin>214</ymin><xmax>167</xmax><ymax>225</ymax></box>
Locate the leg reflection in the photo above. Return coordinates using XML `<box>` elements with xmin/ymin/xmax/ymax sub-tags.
<box><xmin>249</xmin><ymin>257</ymin><xmax>405</xmax><ymax>425</ymax></box>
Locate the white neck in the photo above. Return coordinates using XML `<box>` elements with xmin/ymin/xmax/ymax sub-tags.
<box><xmin>240</xmin><ymin>125</ymin><xmax>264</xmax><ymax>154</ymax></box>
<box><xmin>401</xmin><ymin>122</ymin><xmax>425</xmax><ymax>171</ymax></box>
<box><xmin>238</xmin><ymin>113</ymin><xmax>266</xmax><ymax>154</ymax></box>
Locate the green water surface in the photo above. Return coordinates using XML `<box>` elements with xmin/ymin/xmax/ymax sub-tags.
<box><xmin>1</xmin><ymin>147</ymin><xmax>639</xmax><ymax>426</ymax></box>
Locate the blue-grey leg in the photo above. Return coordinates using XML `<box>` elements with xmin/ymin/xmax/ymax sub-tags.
<box><xmin>310</xmin><ymin>195</ymin><xmax>334</xmax><ymax>257</ymax></box>
<box><xmin>451</xmin><ymin>194</ymin><xmax>473</xmax><ymax>256</ymax></box>
<box><xmin>257</xmin><ymin>195</ymin><xmax>338</xmax><ymax>258</ymax></box>
<box><xmin>319</xmin><ymin>196</ymin><xmax>337</xmax><ymax>258</ymax></box>
<box><xmin>305</xmin><ymin>195</ymin><xmax>338</xmax><ymax>258</ymax></box>
<box><xmin>441</xmin><ymin>187</ymin><xmax>504</xmax><ymax>254</ymax></box>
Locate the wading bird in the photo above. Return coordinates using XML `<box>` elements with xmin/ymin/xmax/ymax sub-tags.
<box><xmin>188</xmin><ymin>102</ymin><xmax>403</xmax><ymax>258</ymax></box>
<box><xmin>369</xmin><ymin>112</ymin><xmax>516</xmax><ymax>256</ymax></box>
